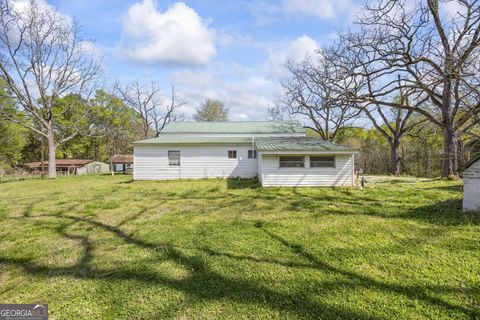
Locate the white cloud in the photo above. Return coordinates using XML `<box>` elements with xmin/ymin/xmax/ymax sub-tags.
<box><xmin>441</xmin><ymin>1</ymin><xmax>467</xmax><ymax>19</ymax></box>
<box><xmin>170</xmin><ymin>66</ymin><xmax>275</xmax><ymax>121</ymax></box>
<box><xmin>11</xmin><ymin>0</ymin><xmax>71</xmax><ymax>22</ymax></box>
<box><xmin>268</xmin><ymin>35</ymin><xmax>319</xmax><ymax>77</ymax></box>
<box><xmin>281</xmin><ymin>0</ymin><xmax>354</xmax><ymax>20</ymax></box>
<box><xmin>120</xmin><ymin>0</ymin><xmax>216</xmax><ymax>65</ymax></box>
<box><xmin>249</xmin><ymin>0</ymin><xmax>356</xmax><ymax>23</ymax></box>
<box><xmin>7</xmin><ymin>0</ymin><xmax>73</xmax><ymax>43</ymax></box>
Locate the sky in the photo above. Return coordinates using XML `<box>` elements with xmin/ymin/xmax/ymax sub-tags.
<box><xmin>47</xmin><ymin>0</ymin><xmax>361</xmax><ymax>120</ymax></box>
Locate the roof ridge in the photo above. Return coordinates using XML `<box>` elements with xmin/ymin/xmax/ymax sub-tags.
<box><xmin>167</xmin><ymin>120</ymin><xmax>299</xmax><ymax>124</ymax></box>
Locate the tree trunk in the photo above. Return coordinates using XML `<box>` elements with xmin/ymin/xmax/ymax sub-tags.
<box><xmin>390</xmin><ymin>140</ymin><xmax>401</xmax><ymax>176</ymax></box>
<box><xmin>424</xmin><ymin>142</ymin><xmax>430</xmax><ymax>177</ymax></box>
<box><xmin>46</xmin><ymin>128</ymin><xmax>57</xmax><ymax>179</ymax></box>
<box><xmin>442</xmin><ymin>126</ymin><xmax>457</xmax><ymax>177</ymax></box>
<box><xmin>40</xmin><ymin>137</ymin><xmax>45</xmax><ymax>177</ymax></box>
<box><xmin>456</xmin><ymin>133</ymin><xmax>464</xmax><ymax>176</ymax></box>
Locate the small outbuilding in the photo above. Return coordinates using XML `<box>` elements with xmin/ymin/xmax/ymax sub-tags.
<box><xmin>109</xmin><ymin>154</ymin><xmax>133</xmax><ymax>174</ymax></box>
<box><xmin>462</xmin><ymin>153</ymin><xmax>480</xmax><ymax>211</ymax></box>
<box><xmin>24</xmin><ymin>159</ymin><xmax>109</xmax><ymax>175</ymax></box>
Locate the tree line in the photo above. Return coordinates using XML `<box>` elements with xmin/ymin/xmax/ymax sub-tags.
<box><xmin>2</xmin><ymin>0</ymin><xmax>480</xmax><ymax>179</ymax></box>
<box><xmin>0</xmin><ymin>0</ymin><xmax>231</xmax><ymax>178</ymax></box>
<box><xmin>276</xmin><ymin>0</ymin><xmax>480</xmax><ymax>177</ymax></box>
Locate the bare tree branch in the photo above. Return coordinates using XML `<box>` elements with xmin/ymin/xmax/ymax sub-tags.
<box><xmin>0</xmin><ymin>0</ymin><xmax>102</xmax><ymax>178</ymax></box>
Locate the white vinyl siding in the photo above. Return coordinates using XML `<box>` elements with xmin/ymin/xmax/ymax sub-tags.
<box><xmin>260</xmin><ymin>154</ymin><xmax>354</xmax><ymax>187</ymax></box>
<box><xmin>463</xmin><ymin>159</ymin><xmax>480</xmax><ymax>211</ymax></box>
<box><xmin>134</xmin><ymin>144</ymin><xmax>257</xmax><ymax>180</ymax></box>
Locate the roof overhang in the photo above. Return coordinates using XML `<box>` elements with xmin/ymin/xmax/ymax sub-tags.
<box><xmin>258</xmin><ymin>150</ymin><xmax>359</xmax><ymax>155</ymax></box>
<box><xmin>462</xmin><ymin>153</ymin><xmax>480</xmax><ymax>171</ymax></box>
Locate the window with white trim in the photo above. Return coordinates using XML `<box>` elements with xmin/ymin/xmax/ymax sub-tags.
<box><xmin>310</xmin><ymin>156</ymin><xmax>335</xmax><ymax>168</ymax></box>
<box><xmin>279</xmin><ymin>156</ymin><xmax>304</xmax><ymax>168</ymax></box>
<box><xmin>168</xmin><ymin>150</ymin><xmax>180</xmax><ymax>166</ymax></box>
<box><xmin>248</xmin><ymin>150</ymin><xmax>257</xmax><ymax>159</ymax></box>
<box><xmin>228</xmin><ymin>150</ymin><xmax>237</xmax><ymax>159</ymax></box>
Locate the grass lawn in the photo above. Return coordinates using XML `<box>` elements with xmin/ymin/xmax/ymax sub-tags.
<box><xmin>0</xmin><ymin>175</ymin><xmax>479</xmax><ymax>319</ymax></box>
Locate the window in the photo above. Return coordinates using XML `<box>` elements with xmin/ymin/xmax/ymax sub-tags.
<box><xmin>168</xmin><ymin>150</ymin><xmax>180</xmax><ymax>166</ymax></box>
<box><xmin>310</xmin><ymin>156</ymin><xmax>335</xmax><ymax>168</ymax></box>
<box><xmin>248</xmin><ymin>150</ymin><xmax>257</xmax><ymax>159</ymax></box>
<box><xmin>228</xmin><ymin>150</ymin><xmax>237</xmax><ymax>159</ymax></box>
<box><xmin>279</xmin><ymin>156</ymin><xmax>304</xmax><ymax>168</ymax></box>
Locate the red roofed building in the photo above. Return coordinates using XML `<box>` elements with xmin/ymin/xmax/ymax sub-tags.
<box><xmin>109</xmin><ymin>154</ymin><xmax>133</xmax><ymax>174</ymax></box>
<box><xmin>24</xmin><ymin>159</ymin><xmax>109</xmax><ymax>175</ymax></box>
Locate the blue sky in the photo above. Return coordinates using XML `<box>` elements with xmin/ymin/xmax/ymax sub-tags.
<box><xmin>50</xmin><ymin>0</ymin><xmax>360</xmax><ymax>120</ymax></box>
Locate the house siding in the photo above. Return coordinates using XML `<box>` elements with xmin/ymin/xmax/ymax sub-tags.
<box><xmin>260</xmin><ymin>154</ymin><xmax>354</xmax><ymax>187</ymax></box>
<box><xmin>134</xmin><ymin>144</ymin><xmax>258</xmax><ymax>180</ymax></box>
<box><xmin>463</xmin><ymin>159</ymin><xmax>480</xmax><ymax>211</ymax></box>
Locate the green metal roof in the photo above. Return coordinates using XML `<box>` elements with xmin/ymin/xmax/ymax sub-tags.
<box><xmin>134</xmin><ymin>133</ymin><xmax>356</xmax><ymax>153</ymax></box>
<box><xmin>160</xmin><ymin>121</ymin><xmax>305</xmax><ymax>134</ymax></box>
<box><xmin>134</xmin><ymin>136</ymin><xmax>252</xmax><ymax>144</ymax></box>
<box><xmin>254</xmin><ymin>137</ymin><xmax>357</xmax><ymax>152</ymax></box>
<box><xmin>462</xmin><ymin>153</ymin><xmax>480</xmax><ymax>171</ymax></box>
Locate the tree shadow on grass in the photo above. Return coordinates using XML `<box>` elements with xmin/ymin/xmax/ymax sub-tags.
<box><xmin>400</xmin><ymin>198</ymin><xmax>479</xmax><ymax>226</ymax></box>
<box><xmin>256</xmin><ymin>226</ymin><xmax>479</xmax><ymax>318</ymax></box>
<box><xmin>421</xmin><ymin>185</ymin><xmax>463</xmax><ymax>192</ymax></box>
<box><xmin>116</xmin><ymin>179</ymin><xmax>135</xmax><ymax>184</ymax></box>
<box><xmin>226</xmin><ymin>178</ymin><xmax>260</xmax><ymax>189</ymax></box>
<box><xmin>3</xmin><ymin>210</ymin><xmax>479</xmax><ymax>319</ymax></box>
<box><xmin>2</xmin><ymin>212</ymin><xmax>379</xmax><ymax>320</ymax></box>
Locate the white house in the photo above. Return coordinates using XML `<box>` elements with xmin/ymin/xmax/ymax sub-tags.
<box><xmin>133</xmin><ymin>121</ymin><xmax>358</xmax><ymax>187</ymax></box>
<box><xmin>463</xmin><ymin>154</ymin><xmax>480</xmax><ymax>211</ymax></box>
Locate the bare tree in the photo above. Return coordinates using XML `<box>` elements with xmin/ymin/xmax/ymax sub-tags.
<box><xmin>268</xmin><ymin>103</ymin><xmax>290</xmax><ymax>121</ymax></box>
<box><xmin>362</xmin><ymin>103</ymin><xmax>421</xmax><ymax>176</ymax></box>
<box><xmin>327</xmin><ymin>0</ymin><xmax>480</xmax><ymax>177</ymax></box>
<box><xmin>281</xmin><ymin>57</ymin><xmax>361</xmax><ymax>141</ymax></box>
<box><xmin>119</xmin><ymin>81</ymin><xmax>183</xmax><ymax>139</ymax></box>
<box><xmin>0</xmin><ymin>0</ymin><xmax>102</xmax><ymax>178</ymax></box>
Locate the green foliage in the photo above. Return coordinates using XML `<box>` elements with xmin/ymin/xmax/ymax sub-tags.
<box><xmin>336</xmin><ymin>124</ymin><xmax>444</xmax><ymax>177</ymax></box>
<box><xmin>0</xmin><ymin>119</ymin><xmax>26</xmax><ymax>167</ymax></box>
<box><xmin>0</xmin><ymin>84</ymin><xmax>26</xmax><ymax>167</ymax></box>
<box><xmin>193</xmin><ymin>99</ymin><xmax>229</xmax><ymax>121</ymax></box>
<box><xmin>0</xmin><ymin>176</ymin><xmax>478</xmax><ymax>319</ymax></box>
<box><xmin>54</xmin><ymin>90</ymin><xmax>143</xmax><ymax>161</ymax></box>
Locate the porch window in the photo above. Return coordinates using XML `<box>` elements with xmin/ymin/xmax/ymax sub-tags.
<box><xmin>310</xmin><ymin>156</ymin><xmax>335</xmax><ymax>168</ymax></box>
<box><xmin>228</xmin><ymin>150</ymin><xmax>237</xmax><ymax>159</ymax></box>
<box><xmin>168</xmin><ymin>150</ymin><xmax>181</xmax><ymax>166</ymax></box>
<box><xmin>248</xmin><ymin>150</ymin><xmax>257</xmax><ymax>159</ymax></box>
<box><xmin>279</xmin><ymin>156</ymin><xmax>304</xmax><ymax>168</ymax></box>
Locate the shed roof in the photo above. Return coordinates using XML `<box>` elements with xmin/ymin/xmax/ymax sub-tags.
<box><xmin>160</xmin><ymin>120</ymin><xmax>305</xmax><ymax>134</ymax></box>
<box><xmin>463</xmin><ymin>153</ymin><xmax>480</xmax><ymax>171</ymax></box>
<box><xmin>24</xmin><ymin>159</ymin><xmax>94</xmax><ymax>168</ymax></box>
<box><xmin>109</xmin><ymin>154</ymin><xmax>133</xmax><ymax>163</ymax></box>
<box><xmin>254</xmin><ymin>137</ymin><xmax>357</xmax><ymax>152</ymax></box>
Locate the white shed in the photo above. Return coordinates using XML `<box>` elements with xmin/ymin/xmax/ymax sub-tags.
<box><xmin>463</xmin><ymin>154</ymin><xmax>480</xmax><ymax>211</ymax></box>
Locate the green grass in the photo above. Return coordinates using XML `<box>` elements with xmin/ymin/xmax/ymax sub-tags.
<box><xmin>0</xmin><ymin>175</ymin><xmax>479</xmax><ymax>319</ymax></box>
